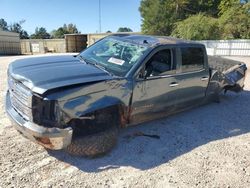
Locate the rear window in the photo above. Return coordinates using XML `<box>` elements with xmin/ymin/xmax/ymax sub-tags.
<box><xmin>181</xmin><ymin>47</ymin><xmax>204</xmax><ymax>72</ymax></box>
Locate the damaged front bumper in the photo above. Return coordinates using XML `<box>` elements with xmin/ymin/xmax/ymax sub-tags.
<box><xmin>5</xmin><ymin>91</ymin><xmax>73</xmax><ymax>150</ymax></box>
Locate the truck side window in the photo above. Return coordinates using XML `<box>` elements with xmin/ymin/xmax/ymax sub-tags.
<box><xmin>181</xmin><ymin>47</ymin><xmax>204</xmax><ymax>72</ymax></box>
<box><xmin>145</xmin><ymin>49</ymin><xmax>174</xmax><ymax>77</ymax></box>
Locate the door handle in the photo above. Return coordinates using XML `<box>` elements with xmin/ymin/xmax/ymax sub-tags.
<box><xmin>201</xmin><ymin>77</ymin><xmax>209</xmax><ymax>81</ymax></box>
<box><xmin>169</xmin><ymin>82</ymin><xmax>179</xmax><ymax>87</ymax></box>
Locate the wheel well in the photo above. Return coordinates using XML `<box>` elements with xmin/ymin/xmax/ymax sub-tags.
<box><xmin>69</xmin><ymin>105</ymin><xmax>123</xmax><ymax>138</ymax></box>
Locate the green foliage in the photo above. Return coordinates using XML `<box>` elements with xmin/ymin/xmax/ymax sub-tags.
<box><xmin>117</xmin><ymin>27</ymin><xmax>133</xmax><ymax>32</ymax></box>
<box><xmin>51</xmin><ymin>28</ymin><xmax>66</xmax><ymax>38</ymax></box>
<box><xmin>139</xmin><ymin>0</ymin><xmax>221</xmax><ymax>35</ymax></box>
<box><xmin>139</xmin><ymin>0</ymin><xmax>175</xmax><ymax>35</ymax></box>
<box><xmin>139</xmin><ymin>0</ymin><xmax>250</xmax><ymax>39</ymax></box>
<box><xmin>0</xmin><ymin>18</ymin><xmax>29</xmax><ymax>39</ymax></box>
<box><xmin>172</xmin><ymin>14</ymin><xmax>221</xmax><ymax>40</ymax></box>
<box><xmin>51</xmin><ymin>23</ymin><xmax>80</xmax><ymax>38</ymax></box>
<box><xmin>30</xmin><ymin>27</ymin><xmax>50</xmax><ymax>39</ymax></box>
<box><xmin>9</xmin><ymin>20</ymin><xmax>29</xmax><ymax>39</ymax></box>
<box><xmin>186</xmin><ymin>0</ymin><xmax>221</xmax><ymax>17</ymax></box>
<box><xmin>219</xmin><ymin>0</ymin><xmax>250</xmax><ymax>39</ymax></box>
<box><xmin>0</xmin><ymin>18</ymin><xmax>8</xmax><ymax>31</ymax></box>
<box><xmin>218</xmin><ymin>0</ymin><xmax>238</xmax><ymax>15</ymax></box>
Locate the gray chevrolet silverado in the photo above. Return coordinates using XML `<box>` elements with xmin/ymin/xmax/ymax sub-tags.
<box><xmin>5</xmin><ymin>34</ymin><xmax>247</xmax><ymax>157</ymax></box>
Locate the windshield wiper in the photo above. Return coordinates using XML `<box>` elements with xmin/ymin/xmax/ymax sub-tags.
<box><xmin>78</xmin><ymin>55</ymin><xmax>113</xmax><ymax>76</ymax></box>
<box><xmin>77</xmin><ymin>55</ymin><xmax>87</xmax><ymax>62</ymax></box>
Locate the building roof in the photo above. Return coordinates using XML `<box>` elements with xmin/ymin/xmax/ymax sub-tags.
<box><xmin>0</xmin><ymin>30</ymin><xmax>19</xmax><ymax>37</ymax></box>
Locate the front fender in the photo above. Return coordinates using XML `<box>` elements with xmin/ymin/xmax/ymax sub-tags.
<box><xmin>49</xmin><ymin>79</ymin><xmax>132</xmax><ymax>127</ymax></box>
<box><xmin>62</xmin><ymin>95</ymin><xmax>126</xmax><ymax>119</ymax></box>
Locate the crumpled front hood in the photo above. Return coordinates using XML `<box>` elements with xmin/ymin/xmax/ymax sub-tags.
<box><xmin>8</xmin><ymin>55</ymin><xmax>112</xmax><ymax>95</ymax></box>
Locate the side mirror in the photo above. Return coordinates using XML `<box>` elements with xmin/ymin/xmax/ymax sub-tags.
<box><xmin>138</xmin><ymin>71</ymin><xmax>144</xmax><ymax>79</ymax></box>
<box><xmin>138</xmin><ymin>68</ymin><xmax>147</xmax><ymax>79</ymax></box>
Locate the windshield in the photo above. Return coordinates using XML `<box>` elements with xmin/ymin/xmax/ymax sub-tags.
<box><xmin>78</xmin><ymin>37</ymin><xmax>148</xmax><ymax>76</ymax></box>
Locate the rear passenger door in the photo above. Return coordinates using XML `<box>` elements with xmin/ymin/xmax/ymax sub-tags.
<box><xmin>174</xmin><ymin>47</ymin><xmax>209</xmax><ymax>109</ymax></box>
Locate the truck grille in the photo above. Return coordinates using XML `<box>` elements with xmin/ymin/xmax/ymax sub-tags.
<box><xmin>8</xmin><ymin>77</ymin><xmax>32</xmax><ymax>121</ymax></box>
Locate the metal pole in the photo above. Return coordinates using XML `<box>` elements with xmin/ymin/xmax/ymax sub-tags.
<box><xmin>99</xmin><ymin>0</ymin><xmax>102</xmax><ymax>33</ymax></box>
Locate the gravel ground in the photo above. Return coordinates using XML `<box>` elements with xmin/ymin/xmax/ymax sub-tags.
<box><xmin>0</xmin><ymin>54</ymin><xmax>250</xmax><ymax>188</ymax></box>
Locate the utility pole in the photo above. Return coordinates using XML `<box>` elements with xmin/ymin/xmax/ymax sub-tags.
<box><xmin>99</xmin><ymin>0</ymin><xmax>102</xmax><ymax>33</ymax></box>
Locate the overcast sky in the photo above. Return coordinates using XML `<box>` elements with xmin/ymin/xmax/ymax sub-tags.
<box><xmin>0</xmin><ymin>0</ymin><xmax>142</xmax><ymax>34</ymax></box>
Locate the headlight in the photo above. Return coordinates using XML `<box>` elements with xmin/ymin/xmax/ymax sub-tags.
<box><xmin>32</xmin><ymin>96</ymin><xmax>59</xmax><ymax>127</ymax></box>
<box><xmin>54</xmin><ymin>103</ymin><xmax>71</xmax><ymax>127</ymax></box>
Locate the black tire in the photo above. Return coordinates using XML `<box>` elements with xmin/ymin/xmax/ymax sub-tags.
<box><xmin>65</xmin><ymin>128</ymin><xmax>118</xmax><ymax>157</ymax></box>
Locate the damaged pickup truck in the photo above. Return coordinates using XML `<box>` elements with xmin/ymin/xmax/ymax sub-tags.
<box><xmin>5</xmin><ymin>34</ymin><xmax>247</xmax><ymax>157</ymax></box>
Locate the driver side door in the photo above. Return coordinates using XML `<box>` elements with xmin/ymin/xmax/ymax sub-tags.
<box><xmin>130</xmin><ymin>47</ymin><xmax>180</xmax><ymax>125</ymax></box>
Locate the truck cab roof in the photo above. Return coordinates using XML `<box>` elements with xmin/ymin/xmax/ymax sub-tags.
<box><xmin>109</xmin><ymin>34</ymin><xmax>204</xmax><ymax>48</ymax></box>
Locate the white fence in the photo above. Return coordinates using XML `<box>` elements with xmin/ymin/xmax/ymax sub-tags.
<box><xmin>197</xmin><ymin>40</ymin><xmax>250</xmax><ymax>56</ymax></box>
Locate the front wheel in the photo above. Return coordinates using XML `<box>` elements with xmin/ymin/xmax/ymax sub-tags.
<box><xmin>65</xmin><ymin>127</ymin><xmax>118</xmax><ymax>157</ymax></box>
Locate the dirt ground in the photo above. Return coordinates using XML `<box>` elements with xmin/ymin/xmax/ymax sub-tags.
<box><xmin>0</xmin><ymin>54</ymin><xmax>250</xmax><ymax>188</ymax></box>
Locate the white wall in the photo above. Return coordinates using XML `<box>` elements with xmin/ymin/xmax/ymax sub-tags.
<box><xmin>197</xmin><ymin>40</ymin><xmax>250</xmax><ymax>56</ymax></box>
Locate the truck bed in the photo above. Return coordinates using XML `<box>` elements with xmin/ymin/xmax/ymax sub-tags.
<box><xmin>208</xmin><ymin>55</ymin><xmax>247</xmax><ymax>92</ymax></box>
<box><xmin>208</xmin><ymin>56</ymin><xmax>244</xmax><ymax>73</ymax></box>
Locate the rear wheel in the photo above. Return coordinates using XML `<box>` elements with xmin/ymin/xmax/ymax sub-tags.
<box><xmin>65</xmin><ymin>127</ymin><xmax>118</xmax><ymax>157</ymax></box>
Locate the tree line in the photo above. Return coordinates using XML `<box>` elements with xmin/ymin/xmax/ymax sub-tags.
<box><xmin>0</xmin><ymin>19</ymin><xmax>29</xmax><ymax>39</ymax></box>
<box><xmin>0</xmin><ymin>18</ymin><xmax>134</xmax><ymax>39</ymax></box>
<box><xmin>139</xmin><ymin>0</ymin><xmax>250</xmax><ymax>40</ymax></box>
<box><xmin>0</xmin><ymin>19</ymin><xmax>81</xmax><ymax>39</ymax></box>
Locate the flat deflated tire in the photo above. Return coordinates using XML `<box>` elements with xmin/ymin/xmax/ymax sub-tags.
<box><xmin>65</xmin><ymin>128</ymin><xmax>118</xmax><ymax>157</ymax></box>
